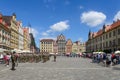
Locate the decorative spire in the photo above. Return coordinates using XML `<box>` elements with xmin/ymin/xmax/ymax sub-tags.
<box><xmin>88</xmin><ymin>29</ymin><xmax>91</xmax><ymax>36</ymax></box>
<box><xmin>103</xmin><ymin>24</ymin><xmax>105</xmax><ymax>29</ymax></box>
<box><xmin>28</xmin><ymin>23</ymin><xmax>32</xmax><ymax>33</ymax></box>
<box><xmin>12</xmin><ymin>13</ymin><xmax>16</xmax><ymax>18</ymax></box>
<box><xmin>103</xmin><ymin>24</ymin><xmax>106</xmax><ymax>32</ymax></box>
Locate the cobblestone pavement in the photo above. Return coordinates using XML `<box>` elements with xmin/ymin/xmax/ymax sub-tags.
<box><xmin>0</xmin><ymin>56</ymin><xmax>120</xmax><ymax>80</ymax></box>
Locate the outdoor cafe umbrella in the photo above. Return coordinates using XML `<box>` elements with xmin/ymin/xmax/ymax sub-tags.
<box><xmin>49</xmin><ymin>53</ymin><xmax>55</xmax><ymax>55</ymax></box>
<box><xmin>93</xmin><ymin>52</ymin><xmax>99</xmax><ymax>54</ymax></box>
<box><xmin>115</xmin><ymin>50</ymin><xmax>120</xmax><ymax>54</ymax></box>
<box><xmin>93</xmin><ymin>52</ymin><xmax>105</xmax><ymax>54</ymax></box>
<box><xmin>98</xmin><ymin>52</ymin><xmax>105</xmax><ymax>54</ymax></box>
<box><xmin>0</xmin><ymin>48</ymin><xmax>8</xmax><ymax>53</ymax></box>
<box><xmin>22</xmin><ymin>50</ymin><xmax>31</xmax><ymax>53</ymax></box>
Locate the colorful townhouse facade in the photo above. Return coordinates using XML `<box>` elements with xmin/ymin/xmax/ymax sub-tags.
<box><xmin>40</xmin><ymin>39</ymin><xmax>54</xmax><ymax>54</ymax></box>
<box><xmin>0</xmin><ymin>14</ymin><xmax>11</xmax><ymax>50</ymax></box>
<box><xmin>0</xmin><ymin>13</ymin><xmax>31</xmax><ymax>52</ymax></box>
<box><xmin>18</xmin><ymin>21</ymin><xmax>24</xmax><ymax>50</ymax></box>
<box><xmin>23</xmin><ymin>27</ymin><xmax>30</xmax><ymax>51</ymax></box>
<box><xmin>39</xmin><ymin>34</ymin><xmax>86</xmax><ymax>54</ymax></box>
<box><xmin>57</xmin><ymin>34</ymin><xmax>66</xmax><ymax>55</ymax></box>
<box><xmin>86</xmin><ymin>20</ymin><xmax>120</xmax><ymax>53</ymax></box>
<box><xmin>53</xmin><ymin>40</ymin><xmax>58</xmax><ymax>54</ymax></box>
<box><xmin>66</xmin><ymin>39</ymin><xmax>72</xmax><ymax>54</ymax></box>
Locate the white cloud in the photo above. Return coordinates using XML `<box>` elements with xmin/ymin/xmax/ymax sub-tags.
<box><xmin>78</xmin><ymin>37</ymin><xmax>83</xmax><ymax>42</ymax></box>
<box><xmin>40</xmin><ymin>20</ymin><xmax>69</xmax><ymax>40</ymax></box>
<box><xmin>81</xmin><ymin>11</ymin><xmax>106</xmax><ymax>27</ymax></box>
<box><xmin>50</xmin><ymin>20</ymin><xmax>69</xmax><ymax>32</ymax></box>
<box><xmin>29</xmin><ymin>28</ymin><xmax>39</xmax><ymax>37</ymax></box>
<box><xmin>46</xmin><ymin>30</ymin><xmax>52</xmax><ymax>33</ymax></box>
<box><xmin>41</xmin><ymin>32</ymin><xmax>49</xmax><ymax>36</ymax></box>
<box><xmin>113</xmin><ymin>11</ymin><xmax>120</xmax><ymax>21</ymax></box>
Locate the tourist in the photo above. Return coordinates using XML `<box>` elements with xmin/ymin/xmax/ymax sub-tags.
<box><xmin>54</xmin><ymin>53</ymin><xmax>56</xmax><ymax>62</ymax></box>
<box><xmin>11</xmin><ymin>52</ymin><xmax>16</xmax><ymax>70</ymax></box>
<box><xmin>106</xmin><ymin>54</ymin><xmax>112</xmax><ymax>67</ymax></box>
<box><xmin>0</xmin><ymin>53</ymin><xmax>4</xmax><ymax>64</ymax></box>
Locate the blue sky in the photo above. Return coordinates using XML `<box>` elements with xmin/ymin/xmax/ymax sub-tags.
<box><xmin>0</xmin><ymin>0</ymin><xmax>120</xmax><ymax>47</ymax></box>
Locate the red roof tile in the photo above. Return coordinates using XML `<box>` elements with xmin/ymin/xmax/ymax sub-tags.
<box><xmin>111</xmin><ymin>20</ymin><xmax>120</xmax><ymax>30</ymax></box>
<box><xmin>92</xmin><ymin>20</ymin><xmax>120</xmax><ymax>38</ymax></box>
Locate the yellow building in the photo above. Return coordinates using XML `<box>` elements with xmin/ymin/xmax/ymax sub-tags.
<box><xmin>72</xmin><ymin>41</ymin><xmax>86</xmax><ymax>53</ymax></box>
<box><xmin>40</xmin><ymin>39</ymin><xmax>54</xmax><ymax>54</ymax></box>
<box><xmin>72</xmin><ymin>41</ymin><xmax>79</xmax><ymax>53</ymax></box>
<box><xmin>86</xmin><ymin>20</ymin><xmax>120</xmax><ymax>53</ymax></box>
<box><xmin>79</xmin><ymin>42</ymin><xmax>86</xmax><ymax>53</ymax></box>
<box><xmin>2</xmin><ymin>13</ymin><xmax>19</xmax><ymax>50</ymax></box>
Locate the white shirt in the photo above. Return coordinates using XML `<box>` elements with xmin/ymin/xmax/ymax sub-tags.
<box><xmin>0</xmin><ymin>54</ymin><xmax>3</xmax><ymax>59</ymax></box>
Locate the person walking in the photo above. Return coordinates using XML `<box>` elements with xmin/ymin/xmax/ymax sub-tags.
<box><xmin>106</xmin><ymin>54</ymin><xmax>112</xmax><ymax>67</ymax></box>
<box><xmin>53</xmin><ymin>53</ymin><xmax>57</xmax><ymax>62</ymax></box>
<box><xmin>15</xmin><ymin>53</ymin><xmax>19</xmax><ymax>67</ymax></box>
<box><xmin>6</xmin><ymin>53</ymin><xmax>11</xmax><ymax>67</ymax></box>
<box><xmin>11</xmin><ymin>52</ymin><xmax>16</xmax><ymax>70</ymax></box>
<box><xmin>0</xmin><ymin>53</ymin><xmax>4</xmax><ymax>64</ymax></box>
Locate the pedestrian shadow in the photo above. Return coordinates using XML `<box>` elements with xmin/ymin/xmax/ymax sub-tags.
<box><xmin>112</xmin><ymin>67</ymin><xmax>120</xmax><ymax>70</ymax></box>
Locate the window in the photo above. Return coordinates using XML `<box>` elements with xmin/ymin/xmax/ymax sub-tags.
<box><xmin>109</xmin><ymin>41</ymin><xmax>111</xmax><ymax>46</ymax></box>
<box><xmin>118</xmin><ymin>38</ymin><xmax>120</xmax><ymax>45</ymax></box>
<box><xmin>100</xmin><ymin>43</ymin><xmax>102</xmax><ymax>48</ymax></box>
<box><xmin>2</xmin><ymin>30</ymin><xmax>4</xmax><ymax>33</ymax></box>
<box><xmin>106</xmin><ymin>34</ymin><xmax>108</xmax><ymax>39</ymax></box>
<box><xmin>103</xmin><ymin>35</ymin><xmax>105</xmax><ymax>40</ymax></box>
<box><xmin>103</xmin><ymin>43</ymin><xmax>105</xmax><ymax>48</ymax></box>
<box><xmin>96</xmin><ymin>45</ymin><xmax>97</xmax><ymax>49</ymax></box>
<box><xmin>118</xmin><ymin>29</ymin><xmax>120</xmax><ymax>35</ymax></box>
<box><xmin>109</xmin><ymin>32</ymin><xmax>111</xmax><ymax>38</ymax></box>
<box><xmin>106</xmin><ymin>41</ymin><xmax>108</xmax><ymax>47</ymax></box>
<box><xmin>96</xmin><ymin>39</ymin><xmax>97</xmax><ymax>42</ymax></box>
<box><xmin>113</xmin><ymin>30</ymin><xmax>116</xmax><ymax>36</ymax></box>
<box><xmin>100</xmin><ymin>36</ymin><xmax>102</xmax><ymax>41</ymax></box>
<box><xmin>113</xmin><ymin>39</ymin><xmax>116</xmax><ymax>46</ymax></box>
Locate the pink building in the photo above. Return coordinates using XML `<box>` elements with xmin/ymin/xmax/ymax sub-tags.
<box><xmin>53</xmin><ymin>40</ymin><xmax>58</xmax><ymax>54</ymax></box>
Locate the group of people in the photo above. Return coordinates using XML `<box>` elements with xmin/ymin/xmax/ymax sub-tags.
<box><xmin>92</xmin><ymin>53</ymin><xmax>120</xmax><ymax>67</ymax></box>
<box><xmin>66</xmin><ymin>53</ymin><xmax>82</xmax><ymax>57</ymax></box>
<box><xmin>0</xmin><ymin>52</ymin><xmax>51</xmax><ymax>71</ymax></box>
<box><xmin>0</xmin><ymin>52</ymin><xmax>19</xmax><ymax>70</ymax></box>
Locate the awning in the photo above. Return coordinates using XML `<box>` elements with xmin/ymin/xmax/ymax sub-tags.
<box><xmin>0</xmin><ymin>48</ymin><xmax>9</xmax><ymax>53</ymax></box>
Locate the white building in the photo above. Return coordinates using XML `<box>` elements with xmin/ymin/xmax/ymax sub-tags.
<box><xmin>18</xmin><ymin>21</ymin><xmax>24</xmax><ymax>50</ymax></box>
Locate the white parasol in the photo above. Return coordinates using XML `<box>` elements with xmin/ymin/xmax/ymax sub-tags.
<box><xmin>115</xmin><ymin>50</ymin><xmax>120</xmax><ymax>54</ymax></box>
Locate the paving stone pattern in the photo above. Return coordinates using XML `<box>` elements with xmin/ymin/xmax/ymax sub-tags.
<box><xmin>0</xmin><ymin>56</ymin><xmax>120</xmax><ymax>80</ymax></box>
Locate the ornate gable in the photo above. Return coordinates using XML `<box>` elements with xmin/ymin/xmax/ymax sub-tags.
<box><xmin>66</xmin><ymin>39</ymin><xmax>72</xmax><ymax>45</ymax></box>
<box><xmin>57</xmin><ymin>34</ymin><xmax>65</xmax><ymax>40</ymax></box>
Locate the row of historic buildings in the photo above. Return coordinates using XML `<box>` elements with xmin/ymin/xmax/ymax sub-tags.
<box><xmin>0</xmin><ymin>13</ymin><xmax>36</xmax><ymax>53</ymax></box>
<box><xmin>40</xmin><ymin>34</ymin><xmax>86</xmax><ymax>55</ymax></box>
<box><xmin>86</xmin><ymin>20</ymin><xmax>120</xmax><ymax>53</ymax></box>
